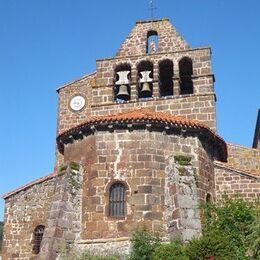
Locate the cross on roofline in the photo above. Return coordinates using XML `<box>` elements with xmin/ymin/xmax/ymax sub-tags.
<box><xmin>149</xmin><ymin>0</ymin><xmax>157</xmax><ymax>20</ymax></box>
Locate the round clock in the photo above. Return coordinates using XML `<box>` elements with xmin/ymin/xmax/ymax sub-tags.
<box><xmin>69</xmin><ymin>95</ymin><xmax>86</xmax><ymax>111</ymax></box>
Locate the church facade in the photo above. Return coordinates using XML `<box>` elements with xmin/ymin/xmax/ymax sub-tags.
<box><xmin>2</xmin><ymin>18</ymin><xmax>260</xmax><ymax>259</ymax></box>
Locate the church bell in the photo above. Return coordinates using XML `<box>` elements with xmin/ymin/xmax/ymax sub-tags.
<box><xmin>141</xmin><ymin>82</ymin><xmax>151</xmax><ymax>94</ymax></box>
<box><xmin>117</xmin><ymin>84</ymin><xmax>129</xmax><ymax>99</ymax></box>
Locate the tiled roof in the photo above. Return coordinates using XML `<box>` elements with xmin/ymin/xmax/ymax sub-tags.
<box><xmin>215</xmin><ymin>161</ymin><xmax>260</xmax><ymax>178</ymax></box>
<box><xmin>57</xmin><ymin>108</ymin><xmax>227</xmax><ymax>161</ymax></box>
<box><xmin>2</xmin><ymin>172</ymin><xmax>56</xmax><ymax>199</ymax></box>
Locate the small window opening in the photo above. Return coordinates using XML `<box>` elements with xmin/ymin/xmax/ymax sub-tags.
<box><xmin>206</xmin><ymin>193</ymin><xmax>212</xmax><ymax>203</ymax></box>
<box><xmin>147</xmin><ymin>30</ymin><xmax>158</xmax><ymax>54</ymax></box>
<box><xmin>109</xmin><ymin>183</ymin><xmax>126</xmax><ymax>217</ymax></box>
<box><xmin>159</xmin><ymin>59</ymin><xmax>174</xmax><ymax>97</ymax></box>
<box><xmin>179</xmin><ymin>57</ymin><xmax>193</xmax><ymax>95</ymax></box>
<box><xmin>32</xmin><ymin>225</ymin><xmax>45</xmax><ymax>254</ymax></box>
<box><xmin>114</xmin><ymin>63</ymin><xmax>131</xmax><ymax>102</ymax></box>
<box><xmin>137</xmin><ymin>60</ymin><xmax>153</xmax><ymax>99</ymax></box>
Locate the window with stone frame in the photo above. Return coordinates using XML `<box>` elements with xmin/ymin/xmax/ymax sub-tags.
<box><xmin>32</xmin><ymin>225</ymin><xmax>45</xmax><ymax>254</ymax></box>
<box><xmin>179</xmin><ymin>57</ymin><xmax>193</xmax><ymax>94</ymax></box>
<box><xmin>109</xmin><ymin>183</ymin><xmax>126</xmax><ymax>217</ymax></box>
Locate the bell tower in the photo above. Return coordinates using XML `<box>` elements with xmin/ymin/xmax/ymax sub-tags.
<box><xmin>56</xmin><ymin>18</ymin><xmax>216</xmax><ymax>165</ymax></box>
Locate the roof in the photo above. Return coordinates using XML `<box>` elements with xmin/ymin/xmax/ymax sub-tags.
<box><xmin>56</xmin><ymin>72</ymin><xmax>96</xmax><ymax>92</ymax></box>
<box><xmin>253</xmin><ymin>109</ymin><xmax>260</xmax><ymax>149</ymax></box>
<box><xmin>215</xmin><ymin>161</ymin><xmax>260</xmax><ymax>179</ymax></box>
<box><xmin>2</xmin><ymin>172</ymin><xmax>56</xmax><ymax>199</ymax></box>
<box><xmin>57</xmin><ymin>108</ymin><xmax>227</xmax><ymax>161</ymax></box>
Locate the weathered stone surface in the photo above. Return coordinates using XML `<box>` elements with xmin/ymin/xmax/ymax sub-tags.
<box><xmin>2</xmin><ymin>17</ymin><xmax>259</xmax><ymax>259</ymax></box>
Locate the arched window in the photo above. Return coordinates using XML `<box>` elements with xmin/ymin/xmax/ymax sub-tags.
<box><xmin>109</xmin><ymin>183</ymin><xmax>126</xmax><ymax>217</ymax></box>
<box><xmin>32</xmin><ymin>225</ymin><xmax>45</xmax><ymax>254</ymax></box>
<box><xmin>159</xmin><ymin>59</ymin><xmax>174</xmax><ymax>97</ymax></box>
<box><xmin>114</xmin><ymin>63</ymin><xmax>131</xmax><ymax>102</ymax></box>
<box><xmin>147</xmin><ymin>30</ymin><xmax>158</xmax><ymax>54</ymax></box>
<box><xmin>137</xmin><ymin>60</ymin><xmax>153</xmax><ymax>99</ymax></box>
<box><xmin>179</xmin><ymin>57</ymin><xmax>193</xmax><ymax>95</ymax></box>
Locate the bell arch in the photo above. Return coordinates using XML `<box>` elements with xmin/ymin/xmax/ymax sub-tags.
<box><xmin>114</xmin><ymin>63</ymin><xmax>131</xmax><ymax>102</ymax></box>
<box><xmin>179</xmin><ymin>57</ymin><xmax>193</xmax><ymax>95</ymax></box>
<box><xmin>159</xmin><ymin>59</ymin><xmax>174</xmax><ymax>97</ymax></box>
<box><xmin>146</xmin><ymin>30</ymin><xmax>158</xmax><ymax>54</ymax></box>
<box><xmin>137</xmin><ymin>60</ymin><xmax>153</xmax><ymax>99</ymax></box>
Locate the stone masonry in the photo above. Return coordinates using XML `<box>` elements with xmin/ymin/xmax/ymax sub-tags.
<box><xmin>2</xmin><ymin>18</ymin><xmax>259</xmax><ymax>259</ymax></box>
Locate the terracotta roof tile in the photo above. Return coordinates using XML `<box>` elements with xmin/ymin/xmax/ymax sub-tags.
<box><xmin>57</xmin><ymin>108</ymin><xmax>227</xmax><ymax>161</ymax></box>
<box><xmin>2</xmin><ymin>172</ymin><xmax>56</xmax><ymax>199</ymax></box>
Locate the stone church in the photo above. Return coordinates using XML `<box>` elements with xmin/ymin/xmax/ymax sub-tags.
<box><xmin>2</xmin><ymin>18</ymin><xmax>260</xmax><ymax>259</ymax></box>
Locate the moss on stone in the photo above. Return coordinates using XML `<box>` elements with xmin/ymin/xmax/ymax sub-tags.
<box><xmin>174</xmin><ymin>155</ymin><xmax>192</xmax><ymax>166</ymax></box>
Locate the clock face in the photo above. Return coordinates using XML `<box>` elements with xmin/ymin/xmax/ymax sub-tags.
<box><xmin>69</xmin><ymin>95</ymin><xmax>86</xmax><ymax>111</ymax></box>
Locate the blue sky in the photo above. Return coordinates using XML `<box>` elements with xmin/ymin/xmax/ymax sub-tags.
<box><xmin>0</xmin><ymin>0</ymin><xmax>259</xmax><ymax>221</ymax></box>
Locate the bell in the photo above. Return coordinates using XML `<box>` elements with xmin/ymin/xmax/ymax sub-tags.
<box><xmin>141</xmin><ymin>82</ymin><xmax>151</xmax><ymax>94</ymax></box>
<box><xmin>117</xmin><ymin>85</ymin><xmax>129</xmax><ymax>99</ymax></box>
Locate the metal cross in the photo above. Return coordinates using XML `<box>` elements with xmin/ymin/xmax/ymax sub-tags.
<box><xmin>149</xmin><ymin>0</ymin><xmax>157</xmax><ymax>20</ymax></box>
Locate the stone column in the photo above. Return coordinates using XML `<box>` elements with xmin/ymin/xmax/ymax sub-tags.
<box><xmin>165</xmin><ymin>155</ymin><xmax>201</xmax><ymax>241</ymax></box>
<box><xmin>38</xmin><ymin>163</ymin><xmax>83</xmax><ymax>259</ymax></box>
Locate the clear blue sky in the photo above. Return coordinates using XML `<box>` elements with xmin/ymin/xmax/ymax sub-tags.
<box><xmin>0</xmin><ymin>0</ymin><xmax>259</xmax><ymax>220</ymax></box>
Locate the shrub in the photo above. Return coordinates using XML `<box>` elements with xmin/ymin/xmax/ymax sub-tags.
<box><xmin>129</xmin><ymin>227</ymin><xmax>161</xmax><ymax>260</ymax></box>
<box><xmin>246</xmin><ymin>208</ymin><xmax>260</xmax><ymax>259</ymax></box>
<box><xmin>153</xmin><ymin>239</ymin><xmax>188</xmax><ymax>260</ymax></box>
<box><xmin>186</xmin><ymin>231</ymin><xmax>235</xmax><ymax>260</ymax></box>
<box><xmin>201</xmin><ymin>196</ymin><xmax>256</xmax><ymax>259</ymax></box>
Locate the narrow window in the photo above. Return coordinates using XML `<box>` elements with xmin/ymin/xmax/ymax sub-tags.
<box><xmin>206</xmin><ymin>193</ymin><xmax>212</xmax><ymax>203</ymax></box>
<box><xmin>179</xmin><ymin>57</ymin><xmax>193</xmax><ymax>94</ymax></box>
<box><xmin>159</xmin><ymin>59</ymin><xmax>174</xmax><ymax>97</ymax></box>
<box><xmin>147</xmin><ymin>30</ymin><xmax>158</xmax><ymax>54</ymax></box>
<box><xmin>109</xmin><ymin>183</ymin><xmax>126</xmax><ymax>217</ymax></box>
<box><xmin>137</xmin><ymin>60</ymin><xmax>153</xmax><ymax>99</ymax></box>
<box><xmin>32</xmin><ymin>225</ymin><xmax>45</xmax><ymax>254</ymax></box>
<box><xmin>114</xmin><ymin>63</ymin><xmax>131</xmax><ymax>102</ymax></box>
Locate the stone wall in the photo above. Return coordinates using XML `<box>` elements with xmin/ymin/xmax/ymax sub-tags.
<box><xmin>2</xmin><ymin>177</ymin><xmax>56</xmax><ymax>259</ymax></box>
<box><xmin>116</xmin><ymin>19</ymin><xmax>189</xmax><ymax>57</ymax></box>
<box><xmin>61</xmin><ymin>128</ymin><xmax>216</xmax><ymax>244</ymax></box>
<box><xmin>215</xmin><ymin>164</ymin><xmax>260</xmax><ymax>201</ymax></box>
<box><xmin>227</xmin><ymin>143</ymin><xmax>260</xmax><ymax>172</ymax></box>
<box><xmin>39</xmin><ymin>163</ymin><xmax>83</xmax><ymax>260</ymax></box>
<box><xmin>57</xmin><ymin>73</ymin><xmax>95</xmax><ymax>134</ymax></box>
<box><xmin>198</xmin><ymin>139</ymin><xmax>215</xmax><ymax>202</ymax></box>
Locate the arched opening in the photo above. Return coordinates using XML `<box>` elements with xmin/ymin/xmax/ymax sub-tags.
<box><xmin>32</xmin><ymin>225</ymin><xmax>45</xmax><ymax>254</ymax></box>
<box><xmin>137</xmin><ymin>60</ymin><xmax>153</xmax><ymax>99</ymax></box>
<box><xmin>109</xmin><ymin>183</ymin><xmax>126</xmax><ymax>217</ymax></box>
<box><xmin>114</xmin><ymin>63</ymin><xmax>131</xmax><ymax>102</ymax></box>
<box><xmin>179</xmin><ymin>57</ymin><xmax>193</xmax><ymax>95</ymax></box>
<box><xmin>147</xmin><ymin>30</ymin><xmax>158</xmax><ymax>54</ymax></box>
<box><xmin>159</xmin><ymin>59</ymin><xmax>174</xmax><ymax>97</ymax></box>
